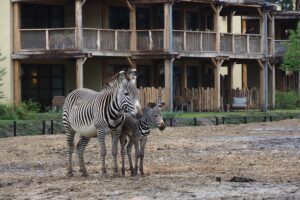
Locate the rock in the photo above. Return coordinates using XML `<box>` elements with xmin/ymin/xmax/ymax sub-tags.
<box><xmin>229</xmin><ymin>176</ymin><xmax>255</xmax><ymax>182</ymax></box>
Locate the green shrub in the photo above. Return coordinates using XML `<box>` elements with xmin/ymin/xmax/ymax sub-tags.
<box><xmin>275</xmin><ymin>91</ymin><xmax>300</xmax><ymax>109</ymax></box>
<box><xmin>163</xmin><ymin>111</ymin><xmax>176</xmax><ymax>118</ymax></box>
<box><xmin>0</xmin><ymin>100</ymin><xmax>41</xmax><ymax>120</ymax></box>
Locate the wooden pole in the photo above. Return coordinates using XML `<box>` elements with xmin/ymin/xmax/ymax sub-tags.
<box><xmin>13</xmin><ymin>2</ymin><xmax>20</xmax><ymax>52</ymax></box>
<box><xmin>213</xmin><ymin>5</ymin><xmax>220</xmax><ymax>52</ymax></box>
<box><xmin>270</xmin><ymin>63</ymin><xmax>276</xmax><ymax>109</ymax></box>
<box><xmin>130</xmin><ymin>5</ymin><xmax>137</xmax><ymax>51</ymax></box>
<box><xmin>227</xmin><ymin>10</ymin><xmax>234</xmax><ymax>33</ymax></box>
<box><xmin>75</xmin><ymin>0</ymin><xmax>83</xmax><ymax>49</ymax></box>
<box><xmin>13</xmin><ymin>60</ymin><xmax>21</xmax><ymax>105</ymax></box>
<box><xmin>227</xmin><ymin>62</ymin><xmax>234</xmax><ymax>107</ymax></box>
<box><xmin>76</xmin><ymin>58</ymin><xmax>84</xmax><ymax>88</ymax></box>
<box><xmin>211</xmin><ymin>58</ymin><xmax>222</xmax><ymax>111</ymax></box>
<box><xmin>242</xmin><ymin>64</ymin><xmax>248</xmax><ymax>89</ymax></box>
<box><xmin>258</xmin><ymin>60</ymin><xmax>265</xmax><ymax>110</ymax></box>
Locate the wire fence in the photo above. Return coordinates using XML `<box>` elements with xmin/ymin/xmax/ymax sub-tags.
<box><xmin>0</xmin><ymin>113</ymin><xmax>299</xmax><ymax>137</ymax></box>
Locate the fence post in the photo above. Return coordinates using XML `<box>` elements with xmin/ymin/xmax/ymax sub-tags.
<box><xmin>193</xmin><ymin>117</ymin><xmax>197</xmax><ymax>126</ymax></box>
<box><xmin>244</xmin><ymin>116</ymin><xmax>247</xmax><ymax>124</ymax></box>
<box><xmin>42</xmin><ymin>121</ymin><xmax>46</xmax><ymax>135</ymax></box>
<box><xmin>264</xmin><ymin>116</ymin><xmax>267</xmax><ymax>122</ymax></box>
<box><xmin>170</xmin><ymin>118</ymin><xmax>173</xmax><ymax>127</ymax></box>
<box><xmin>215</xmin><ymin>117</ymin><xmax>219</xmax><ymax>126</ymax></box>
<box><xmin>50</xmin><ymin>120</ymin><xmax>54</xmax><ymax>134</ymax></box>
<box><xmin>13</xmin><ymin>121</ymin><xmax>17</xmax><ymax>137</ymax></box>
<box><xmin>290</xmin><ymin>116</ymin><xmax>293</xmax><ymax>119</ymax></box>
<box><xmin>222</xmin><ymin>117</ymin><xmax>225</xmax><ymax>124</ymax></box>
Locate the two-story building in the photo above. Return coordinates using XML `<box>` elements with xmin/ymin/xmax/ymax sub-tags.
<box><xmin>0</xmin><ymin>0</ymin><xmax>297</xmax><ymax>111</ymax></box>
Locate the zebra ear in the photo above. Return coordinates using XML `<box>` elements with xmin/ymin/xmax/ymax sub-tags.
<box><xmin>157</xmin><ymin>101</ymin><xmax>165</xmax><ymax>109</ymax></box>
<box><xmin>117</xmin><ymin>71</ymin><xmax>129</xmax><ymax>84</ymax></box>
<box><xmin>127</xmin><ymin>68</ymin><xmax>137</xmax><ymax>84</ymax></box>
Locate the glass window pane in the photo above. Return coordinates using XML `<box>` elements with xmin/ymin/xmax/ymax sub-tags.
<box><xmin>52</xmin><ymin>89</ymin><xmax>64</xmax><ymax>97</ymax></box>
<box><xmin>52</xmin><ymin>78</ymin><xmax>63</xmax><ymax>88</ymax></box>
<box><xmin>52</xmin><ymin>66</ymin><xmax>63</xmax><ymax>76</ymax></box>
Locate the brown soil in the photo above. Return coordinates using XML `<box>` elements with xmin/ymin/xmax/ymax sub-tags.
<box><xmin>0</xmin><ymin>119</ymin><xmax>299</xmax><ymax>199</ymax></box>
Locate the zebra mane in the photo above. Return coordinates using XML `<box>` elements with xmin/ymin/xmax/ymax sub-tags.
<box><xmin>103</xmin><ymin>71</ymin><xmax>130</xmax><ymax>90</ymax></box>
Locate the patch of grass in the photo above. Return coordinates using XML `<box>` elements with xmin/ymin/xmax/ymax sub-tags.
<box><xmin>164</xmin><ymin>109</ymin><xmax>300</xmax><ymax>118</ymax></box>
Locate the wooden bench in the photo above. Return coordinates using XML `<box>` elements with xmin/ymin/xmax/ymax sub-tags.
<box><xmin>232</xmin><ymin>97</ymin><xmax>247</xmax><ymax>111</ymax></box>
<box><xmin>52</xmin><ymin>96</ymin><xmax>65</xmax><ymax>111</ymax></box>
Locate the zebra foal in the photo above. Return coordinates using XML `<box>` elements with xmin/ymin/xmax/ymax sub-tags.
<box><xmin>120</xmin><ymin>102</ymin><xmax>165</xmax><ymax>176</ymax></box>
<box><xmin>63</xmin><ymin>70</ymin><xmax>142</xmax><ymax>177</ymax></box>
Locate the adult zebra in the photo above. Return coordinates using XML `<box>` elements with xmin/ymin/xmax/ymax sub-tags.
<box><xmin>63</xmin><ymin>70</ymin><xmax>142</xmax><ymax>177</ymax></box>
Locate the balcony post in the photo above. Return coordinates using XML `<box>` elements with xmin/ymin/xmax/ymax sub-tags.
<box><xmin>227</xmin><ymin>62</ymin><xmax>235</xmax><ymax>108</ymax></box>
<box><xmin>164</xmin><ymin>3</ymin><xmax>174</xmax><ymax>110</ymax></box>
<box><xmin>270</xmin><ymin>63</ymin><xmax>276</xmax><ymax>109</ymax></box>
<box><xmin>211</xmin><ymin>58</ymin><xmax>223</xmax><ymax>111</ymax></box>
<box><xmin>130</xmin><ymin>4</ymin><xmax>137</xmax><ymax>51</ymax></box>
<box><xmin>13</xmin><ymin>60</ymin><xmax>21</xmax><ymax>105</ymax></box>
<box><xmin>76</xmin><ymin>58</ymin><xmax>84</xmax><ymax>89</ymax></box>
<box><xmin>13</xmin><ymin>2</ymin><xmax>20</xmax><ymax>52</ymax></box>
<box><xmin>114</xmin><ymin>30</ymin><xmax>118</xmax><ymax>51</ymax></box>
<box><xmin>75</xmin><ymin>0</ymin><xmax>83</xmax><ymax>49</ymax></box>
<box><xmin>213</xmin><ymin>4</ymin><xmax>221</xmax><ymax>52</ymax></box>
<box><xmin>271</xmin><ymin>14</ymin><xmax>275</xmax><ymax>57</ymax></box>
<box><xmin>46</xmin><ymin>29</ymin><xmax>49</xmax><ymax>50</ymax></box>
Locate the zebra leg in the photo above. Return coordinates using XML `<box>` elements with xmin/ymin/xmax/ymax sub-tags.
<box><xmin>134</xmin><ymin>139</ymin><xmax>140</xmax><ymax>176</ymax></box>
<box><xmin>126</xmin><ymin>140</ymin><xmax>135</xmax><ymax>176</ymax></box>
<box><xmin>97</xmin><ymin>129</ymin><xmax>108</xmax><ymax>178</ymax></box>
<box><xmin>76</xmin><ymin>136</ymin><xmax>91</xmax><ymax>177</ymax></box>
<box><xmin>111</xmin><ymin>130</ymin><xmax>121</xmax><ymax>177</ymax></box>
<box><xmin>65</xmin><ymin>127</ymin><xmax>75</xmax><ymax>177</ymax></box>
<box><xmin>139</xmin><ymin>137</ymin><xmax>148</xmax><ymax>177</ymax></box>
<box><xmin>120</xmin><ymin>134</ymin><xmax>126</xmax><ymax>176</ymax></box>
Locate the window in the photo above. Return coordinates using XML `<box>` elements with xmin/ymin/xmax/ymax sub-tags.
<box><xmin>21</xmin><ymin>4</ymin><xmax>64</xmax><ymax>28</ymax></box>
<box><xmin>109</xmin><ymin>6</ymin><xmax>129</xmax><ymax>29</ymax></box>
<box><xmin>186</xmin><ymin>11</ymin><xmax>198</xmax><ymax>31</ymax></box>
<box><xmin>187</xmin><ymin>66</ymin><xmax>198</xmax><ymax>88</ymax></box>
<box><xmin>21</xmin><ymin>65</ymin><xmax>65</xmax><ymax>109</ymax></box>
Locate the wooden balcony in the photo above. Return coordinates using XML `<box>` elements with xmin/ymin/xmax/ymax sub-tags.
<box><xmin>274</xmin><ymin>40</ymin><xmax>287</xmax><ymax>57</ymax></box>
<box><xmin>20</xmin><ymin>28</ymin><xmax>76</xmax><ymax>50</ymax></box>
<box><xmin>18</xmin><ymin>28</ymin><xmax>274</xmax><ymax>59</ymax></box>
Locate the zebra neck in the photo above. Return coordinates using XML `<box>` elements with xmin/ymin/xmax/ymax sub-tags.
<box><xmin>108</xmin><ymin>92</ymin><xmax>123</xmax><ymax>120</ymax></box>
<box><xmin>137</xmin><ymin>119</ymin><xmax>150</xmax><ymax>136</ymax></box>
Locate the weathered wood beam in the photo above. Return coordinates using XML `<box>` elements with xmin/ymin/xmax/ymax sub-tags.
<box><xmin>242</xmin><ymin>64</ymin><xmax>247</xmax><ymax>89</ymax></box>
<box><xmin>126</xmin><ymin>0</ymin><xmax>133</xmax><ymax>11</ymax></box>
<box><xmin>209</xmin><ymin>3</ymin><xmax>217</xmax><ymax>14</ymax></box>
<box><xmin>82</xmin><ymin>0</ymin><xmax>87</xmax><ymax>6</ymax></box>
<box><xmin>126</xmin><ymin>57</ymin><xmax>137</xmax><ymax>69</ymax></box>
<box><xmin>13</xmin><ymin>60</ymin><xmax>21</xmax><ymax>105</ymax></box>
<box><xmin>13</xmin><ymin>2</ymin><xmax>20</xmax><ymax>52</ymax></box>
<box><xmin>257</xmin><ymin>59</ymin><xmax>264</xmax><ymax>70</ymax></box>
<box><xmin>76</xmin><ymin>58</ymin><xmax>84</xmax><ymax>89</ymax></box>
<box><xmin>256</xmin><ymin>7</ymin><xmax>263</xmax><ymax>18</ymax></box>
<box><xmin>75</xmin><ymin>0</ymin><xmax>83</xmax><ymax>49</ymax></box>
<box><xmin>270</xmin><ymin>63</ymin><xmax>276</xmax><ymax>109</ymax></box>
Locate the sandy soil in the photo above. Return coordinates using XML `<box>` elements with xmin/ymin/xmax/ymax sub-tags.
<box><xmin>0</xmin><ymin>119</ymin><xmax>299</xmax><ymax>200</ymax></box>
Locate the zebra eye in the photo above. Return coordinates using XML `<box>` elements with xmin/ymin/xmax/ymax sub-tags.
<box><xmin>154</xmin><ymin>114</ymin><xmax>158</xmax><ymax>117</ymax></box>
<box><xmin>124</xmin><ymin>92</ymin><xmax>129</xmax><ymax>96</ymax></box>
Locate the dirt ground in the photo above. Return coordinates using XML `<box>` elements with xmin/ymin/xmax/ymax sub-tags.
<box><xmin>0</xmin><ymin>119</ymin><xmax>299</xmax><ymax>200</ymax></box>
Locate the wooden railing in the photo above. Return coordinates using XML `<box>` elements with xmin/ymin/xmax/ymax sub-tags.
<box><xmin>220</xmin><ymin>33</ymin><xmax>262</xmax><ymax>54</ymax></box>
<box><xmin>20</xmin><ymin>28</ymin><xmax>76</xmax><ymax>50</ymax></box>
<box><xmin>83</xmin><ymin>28</ymin><xmax>131</xmax><ymax>51</ymax></box>
<box><xmin>173</xmin><ymin>30</ymin><xmax>217</xmax><ymax>52</ymax></box>
<box><xmin>19</xmin><ymin>28</ymin><xmax>269</xmax><ymax>57</ymax></box>
<box><xmin>232</xmin><ymin>88</ymin><xmax>260</xmax><ymax>109</ymax></box>
<box><xmin>136</xmin><ymin>30</ymin><xmax>164</xmax><ymax>50</ymax></box>
<box><xmin>274</xmin><ymin>40</ymin><xmax>287</xmax><ymax>57</ymax></box>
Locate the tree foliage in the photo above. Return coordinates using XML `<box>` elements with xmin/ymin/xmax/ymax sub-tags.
<box><xmin>0</xmin><ymin>51</ymin><xmax>6</xmax><ymax>99</ymax></box>
<box><xmin>267</xmin><ymin>0</ymin><xmax>294</xmax><ymax>10</ymax></box>
<box><xmin>280</xmin><ymin>21</ymin><xmax>300</xmax><ymax>72</ymax></box>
